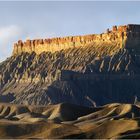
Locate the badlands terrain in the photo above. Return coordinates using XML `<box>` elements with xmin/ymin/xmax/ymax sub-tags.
<box><xmin>1</xmin><ymin>24</ymin><xmax>140</xmax><ymax>106</ymax></box>
<box><xmin>1</xmin><ymin>24</ymin><xmax>140</xmax><ymax>138</ymax></box>
<box><xmin>0</xmin><ymin>102</ymin><xmax>140</xmax><ymax>139</ymax></box>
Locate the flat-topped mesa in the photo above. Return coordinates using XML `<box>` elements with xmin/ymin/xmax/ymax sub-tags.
<box><xmin>12</xmin><ymin>24</ymin><xmax>140</xmax><ymax>55</ymax></box>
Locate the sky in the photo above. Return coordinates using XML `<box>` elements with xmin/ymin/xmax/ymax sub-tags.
<box><xmin>0</xmin><ymin>1</ymin><xmax>140</xmax><ymax>61</ymax></box>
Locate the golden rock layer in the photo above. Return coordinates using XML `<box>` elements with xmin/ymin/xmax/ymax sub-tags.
<box><xmin>12</xmin><ymin>24</ymin><xmax>140</xmax><ymax>55</ymax></box>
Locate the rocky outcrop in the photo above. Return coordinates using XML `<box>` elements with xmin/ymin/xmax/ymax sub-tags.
<box><xmin>1</xmin><ymin>43</ymin><xmax>140</xmax><ymax>106</ymax></box>
<box><xmin>12</xmin><ymin>24</ymin><xmax>140</xmax><ymax>55</ymax></box>
<box><xmin>1</xmin><ymin>24</ymin><xmax>140</xmax><ymax>106</ymax></box>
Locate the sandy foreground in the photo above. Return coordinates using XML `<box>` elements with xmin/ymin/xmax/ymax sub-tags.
<box><xmin>0</xmin><ymin>102</ymin><xmax>140</xmax><ymax>139</ymax></box>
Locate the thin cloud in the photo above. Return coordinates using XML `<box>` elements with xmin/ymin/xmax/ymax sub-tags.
<box><xmin>0</xmin><ymin>25</ymin><xmax>22</xmax><ymax>62</ymax></box>
<box><xmin>0</xmin><ymin>25</ymin><xmax>57</xmax><ymax>62</ymax></box>
<box><xmin>0</xmin><ymin>25</ymin><xmax>22</xmax><ymax>45</ymax></box>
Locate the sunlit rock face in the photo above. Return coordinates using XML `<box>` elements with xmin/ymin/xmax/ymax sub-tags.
<box><xmin>13</xmin><ymin>24</ymin><xmax>140</xmax><ymax>55</ymax></box>
<box><xmin>1</xmin><ymin>24</ymin><xmax>140</xmax><ymax>106</ymax></box>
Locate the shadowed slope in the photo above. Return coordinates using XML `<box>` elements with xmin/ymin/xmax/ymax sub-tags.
<box><xmin>1</xmin><ymin>42</ymin><xmax>140</xmax><ymax>106</ymax></box>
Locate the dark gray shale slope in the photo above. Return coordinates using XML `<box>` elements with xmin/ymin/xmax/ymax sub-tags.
<box><xmin>0</xmin><ymin>41</ymin><xmax>140</xmax><ymax>106</ymax></box>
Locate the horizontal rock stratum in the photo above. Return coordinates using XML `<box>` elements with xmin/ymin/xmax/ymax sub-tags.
<box><xmin>13</xmin><ymin>24</ymin><xmax>140</xmax><ymax>55</ymax></box>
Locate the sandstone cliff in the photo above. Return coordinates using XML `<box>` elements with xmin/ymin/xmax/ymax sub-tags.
<box><xmin>1</xmin><ymin>24</ymin><xmax>140</xmax><ymax>106</ymax></box>
<box><xmin>12</xmin><ymin>24</ymin><xmax>140</xmax><ymax>55</ymax></box>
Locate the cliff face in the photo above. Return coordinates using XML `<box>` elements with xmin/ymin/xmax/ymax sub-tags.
<box><xmin>12</xmin><ymin>24</ymin><xmax>140</xmax><ymax>55</ymax></box>
<box><xmin>1</xmin><ymin>24</ymin><xmax>140</xmax><ymax>106</ymax></box>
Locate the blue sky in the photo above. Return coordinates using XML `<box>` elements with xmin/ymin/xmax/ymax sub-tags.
<box><xmin>0</xmin><ymin>1</ymin><xmax>140</xmax><ymax>61</ymax></box>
